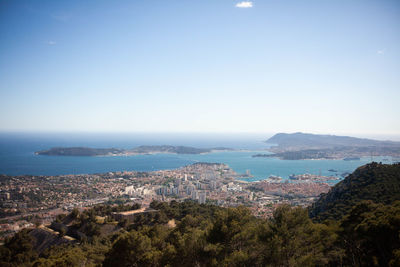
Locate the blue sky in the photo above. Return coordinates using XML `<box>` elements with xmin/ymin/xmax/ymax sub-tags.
<box><xmin>0</xmin><ymin>0</ymin><xmax>399</xmax><ymax>136</ymax></box>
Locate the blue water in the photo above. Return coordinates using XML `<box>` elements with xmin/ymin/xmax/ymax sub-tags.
<box><xmin>0</xmin><ymin>132</ymin><xmax>394</xmax><ymax>182</ymax></box>
<box><xmin>178</xmin><ymin>152</ymin><xmax>392</xmax><ymax>182</ymax></box>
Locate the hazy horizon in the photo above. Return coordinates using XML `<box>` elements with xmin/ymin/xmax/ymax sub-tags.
<box><xmin>1</xmin><ymin>130</ymin><xmax>400</xmax><ymax>142</ymax></box>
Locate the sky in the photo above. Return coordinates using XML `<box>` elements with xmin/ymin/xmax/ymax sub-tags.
<box><xmin>0</xmin><ymin>0</ymin><xmax>399</xmax><ymax>136</ymax></box>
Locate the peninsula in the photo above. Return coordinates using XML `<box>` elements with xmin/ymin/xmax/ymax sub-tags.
<box><xmin>35</xmin><ymin>145</ymin><xmax>233</xmax><ymax>156</ymax></box>
<box><xmin>254</xmin><ymin>132</ymin><xmax>400</xmax><ymax>160</ymax></box>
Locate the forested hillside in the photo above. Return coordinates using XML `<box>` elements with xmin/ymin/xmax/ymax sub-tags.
<box><xmin>310</xmin><ymin>162</ymin><xmax>400</xmax><ymax>221</ymax></box>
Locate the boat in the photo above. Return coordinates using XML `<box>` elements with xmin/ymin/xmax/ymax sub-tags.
<box><xmin>268</xmin><ymin>175</ymin><xmax>283</xmax><ymax>181</ymax></box>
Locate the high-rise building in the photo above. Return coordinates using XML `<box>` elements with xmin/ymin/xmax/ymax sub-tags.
<box><xmin>249</xmin><ymin>191</ymin><xmax>254</xmax><ymax>201</ymax></box>
<box><xmin>191</xmin><ymin>190</ymin><xmax>198</xmax><ymax>200</ymax></box>
<box><xmin>186</xmin><ymin>184</ymin><xmax>195</xmax><ymax>196</ymax></box>
<box><xmin>125</xmin><ymin>185</ymin><xmax>134</xmax><ymax>195</ymax></box>
<box><xmin>210</xmin><ymin>181</ymin><xmax>217</xmax><ymax>190</ymax></box>
<box><xmin>198</xmin><ymin>192</ymin><xmax>206</xmax><ymax>204</ymax></box>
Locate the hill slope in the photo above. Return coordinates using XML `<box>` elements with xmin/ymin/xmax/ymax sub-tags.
<box><xmin>266</xmin><ymin>132</ymin><xmax>399</xmax><ymax>148</ymax></box>
<box><xmin>35</xmin><ymin>147</ymin><xmax>124</xmax><ymax>156</ymax></box>
<box><xmin>36</xmin><ymin>145</ymin><xmax>232</xmax><ymax>156</ymax></box>
<box><xmin>310</xmin><ymin>162</ymin><xmax>400</xmax><ymax>221</ymax></box>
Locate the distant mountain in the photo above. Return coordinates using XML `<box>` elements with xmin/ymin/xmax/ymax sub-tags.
<box><xmin>263</xmin><ymin>132</ymin><xmax>400</xmax><ymax>159</ymax></box>
<box><xmin>266</xmin><ymin>132</ymin><xmax>399</xmax><ymax>149</ymax></box>
<box><xmin>310</xmin><ymin>162</ymin><xmax>400</xmax><ymax>221</ymax></box>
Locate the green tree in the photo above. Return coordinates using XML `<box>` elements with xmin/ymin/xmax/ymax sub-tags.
<box><xmin>339</xmin><ymin>201</ymin><xmax>400</xmax><ymax>266</ymax></box>
<box><xmin>103</xmin><ymin>231</ymin><xmax>162</xmax><ymax>267</ymax></box>
<box><xmin>70</xmin><ymin>208</ymin><xmax>80</xmax><ymax>219</ymax></box>
<box><xmin>33</xmin><ymin>246</ymin><xmax>86</xmax><ymax>267</ymax></box>
<box><xmin>0</xmin><ymin>229</ymin><xmax>38</xmax><ymax>267</ymax></box>
<box><xmin>261</xmin><ymin>205</ymin><xmax>340</xmax><ymax>266</ymax></box>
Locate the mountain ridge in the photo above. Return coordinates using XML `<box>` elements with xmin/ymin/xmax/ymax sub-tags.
<box><xmin>266</xmin><ymin>132</ymin><xmax>400</xmax><ymax>148</ymax></box>
<box><xmin>263</xmin><ymin>132</ymin><xmax>400</xmax><ymax>159</ymax></box>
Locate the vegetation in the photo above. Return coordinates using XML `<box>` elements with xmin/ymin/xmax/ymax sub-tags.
<box><xmin>310</xmin><ymin>162</ymin><xmax>400</xmax><ymax>221</ymax></box>
<box><xmin>265</xmin><ymin>133</ymin><xmax>400</xmax><ymax>159</ymax></box>
<box><xmin>337</xmin><ymin>200</ymin><xmax>400</xmax><ymax>266</ymax></box>
<box><xmin>102</xmin><ymin>203</ymin><xmax>342</xmax><ymax>267</ymax></box>
<box><xmin>35</xmin><ymin>147</ymin><xmax>124</xmax><ymax>156</ymax></box>
<box><xmin>1</xmin><ymin>200</ymin><xmax>400</xmax><ymax>266</ymax></box>
<box><xmin>36</xmin><ymin>146</ymin><xmax>233</xmax><ymax>157</ymax></box>
<box><xmin>1</xmin><ymin>163</ymin><xmax>400</xmax><ymax>266</ymax></box>
<box><xmin>0</xmin><ymin>230</ymin><xmax>37</xmax><ymax>267</ymax></box>
<box><xmin>253</xmin><ymin>149</ymin><xmax>335</xmax><ymax>160</ymax></box>
<box><xmin>266</xmin><ymin>132</ymin><xmax>400</xmax><ymax>148</ymax></box>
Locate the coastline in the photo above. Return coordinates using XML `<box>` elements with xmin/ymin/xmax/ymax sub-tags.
<box><xmin>4</xmin><ymin>150</ymin><xmax>392</xmax><ymax>180</ymax></box>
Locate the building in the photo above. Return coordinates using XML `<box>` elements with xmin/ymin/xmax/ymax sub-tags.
<box><xmin>198</xmin><ymin>192</ymin><xmax>207</xmax><ymax>204</ymax></box>
<box><xmin>210</xmin><ymin>181</ymin><xmax>217</xmax><ymax>190</ymax></box>
<box><xmin>111</xmin><ymin>208</ymin><xmax>159</xmax><ymax>223</ymax></box>
<box><xmin>0</xmin><ymin>192</ymin><xmax>10</xmax><ymax>200</ymax></box>
<box><xmin>124</xmin><ymin>186</ymin><xmax>134</xmax><ymax>195</ymax></box>
<box><xmin>191</xmin><ymin>190</ymin><xmax>198</xmax><ymax>200</ymax></box>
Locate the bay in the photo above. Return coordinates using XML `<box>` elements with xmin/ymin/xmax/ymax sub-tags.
<box><xmin>0</xmin><ymin>133</ymin><xmax>394</xmax><ymax>182</ymax></box>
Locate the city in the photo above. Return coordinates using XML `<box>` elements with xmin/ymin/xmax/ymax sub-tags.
<box><xmin>0</xmin><ymin>162</ymin><xmax>332</xmax><ymax>239</ymax></box>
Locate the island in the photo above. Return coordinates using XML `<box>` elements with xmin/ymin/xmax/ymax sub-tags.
<box><xmin>256</xmin><ymin>132</ymin><xmax>400</xmax><ymax>160</ymax></box>
<box><xmin>35</xmin><ymin>145</ymin><xmax>233</xmax><ymax>156</ymax></box>
<box><xmin>35</xmin><ymin>147</ymin><xmax>125</xmax><ymax>156</ymax></box>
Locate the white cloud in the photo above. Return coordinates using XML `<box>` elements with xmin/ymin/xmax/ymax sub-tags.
<box><xmin>236</xmin><ymin>1</ymin><xmax>253</xmax><ymax>8</ymax></box>
<box><xmin>377</xmin><ymin>50</ymin><xmax>384</xmax><ymax>55</ymax></box>
<box><xmin>47</xmin><ymin>41</ymin><xmax>56</xmax><ymax>45</ymax></box>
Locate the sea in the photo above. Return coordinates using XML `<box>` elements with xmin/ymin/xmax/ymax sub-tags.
<box><xmin>0</xmin><ymin>132</ymin><xmax>396</xmax><ymax>184</ymax></box>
